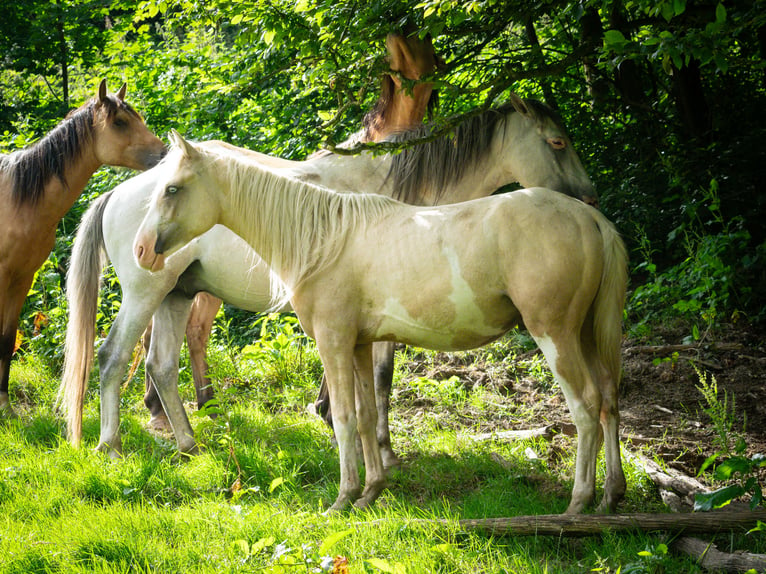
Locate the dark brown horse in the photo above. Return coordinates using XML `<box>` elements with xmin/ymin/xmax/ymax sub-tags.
<box><xmin>0</xmin><ymin>80</ymin><xmax>165</xmax><ymax>416</ymax></box>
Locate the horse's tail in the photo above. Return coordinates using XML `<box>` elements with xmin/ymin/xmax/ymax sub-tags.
<box><xmin>58</xmin><ymin>190</ymin><xmax>113</xmax><ymax>446</ymax></box>
<box><xmin>591</xmin><ymin>212</ymin><xmax>628</xmax><ymax>385</ymax></box>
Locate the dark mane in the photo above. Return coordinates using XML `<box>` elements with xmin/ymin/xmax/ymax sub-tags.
<box><xmin>385</xmin><ymin>100</ymin><xmax>561</xmax><ymax>205</ymax></box>
<box><xmin>2</xmin><ymin>95</ymin><xmax>138</xmax><ymax>205</ymax></box>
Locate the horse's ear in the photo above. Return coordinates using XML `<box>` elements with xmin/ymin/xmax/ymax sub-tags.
<box><xmin>170</xmin><ymin>129</ymin><xmax>198</xmax><ymax>159</ymax></box>
<box><xmin>385</xmin><ymin>34</ymin><xmax>408</xmax><ymax>87</ymax></box>
<box><xmin>116</xmin><ymin>83</ymin><xmax>127</xmax><ymax>101</ymax></box>
<box><xmin>98</xmin><ymin>79</ymin><xmax>108</xmax><ymax>103</ymax></box>
<box><xmin>509</xmin><ymin>92</ymin><xmax>530</xmax><ymax>117</ymax></box>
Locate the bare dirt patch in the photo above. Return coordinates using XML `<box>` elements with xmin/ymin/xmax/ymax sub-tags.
<box><xmin>393</xmin><ymin>323</ymin><xmax>766</xmax><ymax>494</ymax></box>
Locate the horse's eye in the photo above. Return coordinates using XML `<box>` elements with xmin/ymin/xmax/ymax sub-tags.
<box><xmin>113</xmin><ymin>118</ymin><xmax>128</xmax><ymax>129</ymax></box>
<box><xmin>547</xmin><ymin>137</ymin><xmax>566</xmax><ymax>150</ymax></box>
<box><xmin>166</xmin><ymin>185</ymin><xmax>179</xmax><ymax>195</ymax></box>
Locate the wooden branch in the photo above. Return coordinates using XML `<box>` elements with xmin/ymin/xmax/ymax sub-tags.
<box><xmin>403</xmin><ymin>510</ymin><xmax>766</xmax><ymax>537</ymax></box>
<box><xmin>465</xmin><ymin>425</ymin><xmax>558</xmax><ymax>443</ymax></box>
<box><xmin>623</xmin><ymin>450</ymin><xmax>709</xmax><ymax>511</ymax></box>
<box><xmin>673</xmin><ymin>536</ymin><xmax>766</xmax><ymax>572</ymax></box>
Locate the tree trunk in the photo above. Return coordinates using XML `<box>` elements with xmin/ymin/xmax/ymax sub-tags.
<box><xmin>55</xmin><ymin>5</ymin><xmax>69</xmax><ymax>108</ymax></box>
<box><xmin>609</xmin><ymin>1</ymin><xmax>649</xmax><ymax>110</ymax></box>
<box><xmin>580</xmin><ymin>8</ymin><xmax>609</xmax><ymax>105</ymax></box>
<box><xmin>673</xmin><ymin>58</ymin><xmax>711</xmax><ymax>142</ymax></box>
<box><xmin>524</xmin><ymin>18</ymin><xmax>558</xmax><ymax>110</ymax></box>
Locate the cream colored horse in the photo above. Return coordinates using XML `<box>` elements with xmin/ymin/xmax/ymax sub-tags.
<box><xmin>61</xmin><ymin>95</ymin><xmax>595</xmax><ymax>461</ymax></box>
<box><xmin>134</xmin><ymin>133</ymin><xmax>628</xmax><ymax>514</ymax></box>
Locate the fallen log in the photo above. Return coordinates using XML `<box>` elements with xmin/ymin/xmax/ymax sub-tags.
<box><xmin>421</xmin><ymin>509</ymin><xmax>766</xmax><ymax>537</ymax></box>
<box><xmin>623</xmin><ymin>450</ymin><xmax>710</xmax><ymax>511</ymax></box>
<box><xmin>673</xmin><ymin>536</ymin><xmax>766</xmax><ymax>573</ymax></box>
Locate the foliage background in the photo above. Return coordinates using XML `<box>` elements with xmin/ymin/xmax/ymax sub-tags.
<box><xmin>1</xmin><ymin>0</ymin><xmax>765</xmax><ymax>354</ymax></box>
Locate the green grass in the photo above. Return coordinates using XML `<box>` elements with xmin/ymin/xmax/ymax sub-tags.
<box><xmin>1</xmin><ymin>334</ymin><xmax>763</xmax><ymax>573</ymax></box>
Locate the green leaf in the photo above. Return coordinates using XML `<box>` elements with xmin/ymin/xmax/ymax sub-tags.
<box><xmin>269</xmin><ymin>477</ymin><xmax>284</xmax><ymax>493</ymax></box>
<box><xmin>698</xmin><ymin>452</ymin><xmax>719</xmax><ymax>476</ymax></box>
<box><xmin>366</xmin><ymin>558</ymin><xmax>406</xmax><ymax>574</ymax></box>
<box><xmin>714</xmin><ymin>456</ymin><xmax>754</xmax><ymax>480</ymax></box>
<box><xmin>318</xmin><ymin>528</ymin><xmax>354</xmax><ymax>556</ymax></box>
<box><xmin>694</xmin><ymin>484</ymin><xmax>746</xmax><ymax>511</ymax></box>
<box><xmin>603</xmin><ymin>29</ymin><xmax>627</xmax><ymax>47</ymax></box>
<box><xmin>231</xmin><ymin>14</ymin><xmax>244</xmax><ymax>25</ymax></box>
<box><xmin>716</xmin><ymin>3</ymin><xmax>727</xmax><ymax>23</ymax></box>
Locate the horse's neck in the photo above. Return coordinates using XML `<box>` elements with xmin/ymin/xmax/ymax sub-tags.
<box><xmin>442</xmin><ymin>121</ymin><xmax>516</xmax><ymax>202</ymax></box>
<box><xmin>369</xmin><ymin>84</ymin><xmax>433</xmax><ymax>141</ymax></box>
<box><xmin>292</xmin><ymin>152</ymin><xmax>392</xmax><ymax>195</ymax></box>
<box><xmin>37</xmin><ymin>145</ymin><xmax>101</xmax><ymax>224</ymax></box>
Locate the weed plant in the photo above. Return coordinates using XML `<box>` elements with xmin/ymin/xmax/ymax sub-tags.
<box><xmin>2</xmin><ymin>326</ymin><xmax>764</xmax><ymax>573</ymax></box>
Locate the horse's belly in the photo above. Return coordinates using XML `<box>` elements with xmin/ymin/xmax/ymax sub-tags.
<box><xmin>372</xmin><ymin>296</ymin><xmax>513</xmax><ymax>352</ymax></box>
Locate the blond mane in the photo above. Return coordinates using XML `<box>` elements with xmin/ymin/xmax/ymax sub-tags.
<box><xmin>203</xmin><ymin>148</ymin><xmax>401</xmax><ymax>303</ymax></box>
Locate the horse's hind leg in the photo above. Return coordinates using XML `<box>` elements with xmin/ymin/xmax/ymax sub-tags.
<box><xmin>142</xmin><ymin>319</ymin><xmax>173</xmax><ymax>431</ymax></box>
<box><xmin>145</xmin><ymin>292</ymin><xmax>197</xmax><ymax>455</ymax></box>
<box><xmin>372</xmin><ymin>341</ymin><xmax>400</xmax><ymax>468</ymax></box>
<box><xmin>582</xmin><ymin>319</ymin><xmax>626</xmax><ymax>512</ymax></box>
<box><xmin>533</xmin><ymin>333</ymin><xmax>601</xmax><ymax>514</ymax></box>
<box><xmin>185</xmin><ymin>292</ymin><xmax>221</xmax><ymax>414</ymax></box>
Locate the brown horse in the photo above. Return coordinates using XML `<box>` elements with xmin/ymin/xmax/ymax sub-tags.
<box><xmin>0</xmin><ymin>80</ymin><xmax>165</xmax><ymax>416</ymax></box>
<box><xmin>140</xmin><ymin>32</ymin><xmax>441</xmax><ymax>430</ymax></box>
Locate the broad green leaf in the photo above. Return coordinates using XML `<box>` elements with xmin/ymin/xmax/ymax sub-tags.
<box><xmin>269</xmin><ymin>477</ymin><xmax>285</xmax><ymax>493</ymax></box>
<box><xmin>318</xmin><ymin>528</ymin><xmax>354</xmax><ymax>555</ymax></box>
<box><xmin>694</xmin><ymin>484</ymin><xmax>745</xmax><ymax>511</ymax></box>
<box><xmin>603</xmin><ymin>30</ymin><xmax>627</xmax><ymax>46</ymax></box>
<box><xmin>716</xmin><ymin>3</ymin><xmax>727</xmax><ymax>23</ymax></box>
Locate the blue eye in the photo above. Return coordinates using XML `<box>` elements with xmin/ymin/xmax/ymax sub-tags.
<box><xmin>166</xmin><ymin>185</ymin><xmax>179</xmax><ymax>195</ymax></box>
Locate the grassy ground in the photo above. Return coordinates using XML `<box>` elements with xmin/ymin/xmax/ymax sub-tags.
<box><xmin>0</xmin><ymin>324</ymin><xmax>762</xmax><ymax>573</ymax></box>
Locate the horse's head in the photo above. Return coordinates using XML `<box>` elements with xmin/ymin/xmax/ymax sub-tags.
<box><xmin>134</xmin><ymin>131</ymin><xmax>220</xmax><ymax>272</ymax></box>
<box><xmin>501</xmin><ymin>94</ymin><xmax>598</xmax><ymax>208</ymax></box>
<box><xmin>90</xmin><ymin>79</ymin><xmax>166</xmax><ymax>171</ymax></box>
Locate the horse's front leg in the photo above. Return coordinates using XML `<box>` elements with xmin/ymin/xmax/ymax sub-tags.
<box><xmin>372</xmin><ymin>341</ymin><xmax>400</xmax><ymax>468</ymax></box>
<box><xmin>145</xmin><ymin>292</ymin><xmax>198</xmax><ymax>455</ymax></box>
<box><xmin>316</xmin><ymin>336</ymin><xmax>360</xmax><ymax>512</ymax></box>
<box><xmin>97</xmin><ymin>294</ymin><xmax>157</xmax><ymax>457</ymax></box>
<box><xmin>0</xmin><ymin>285</ymin><xmax>31</xmax><ymax>418</ymax></box>
<box><xmin>354</xmin><ymin>343</ymin><xmax>387</xmax><ymax>508</ymax></box>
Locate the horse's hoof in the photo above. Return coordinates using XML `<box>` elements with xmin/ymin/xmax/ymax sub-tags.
<box><xmin>354</xmin><ymin>481</ymin><xmax>386</xmax><ymax>509</ymax></box>
<box><xmin>148</xmin><ymin>413</ymin><xmax>173</xmax><ymax>432</ymax></box>
<box><xmin>0</xmin><ymin>394</ymin><xmax>17</xmax><ymax>420</ymax></box>
<box><xmin>95</xmin><ymin>442</ymin><xmax>123</xmax><ymax>459</ymax></box>
<box><xmin>171</xmin><ymin>448</ymin><xmax>199</xmax><ymax>463</ymax></box>
<box><xmin>381</xmin><ymin>449</ymin><xmax>402</xmax><ymax>471</ymax></box>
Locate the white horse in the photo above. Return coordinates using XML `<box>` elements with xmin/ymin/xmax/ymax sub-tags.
<box><xmin>133</xmin><ymin>133</ymin><xmax>628</xmax><ymax>514</ymax></box>
<box><xmin>61</xmin><ymin>96</ymin><xmax>596</xmax><ymax>463</ymax></box>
